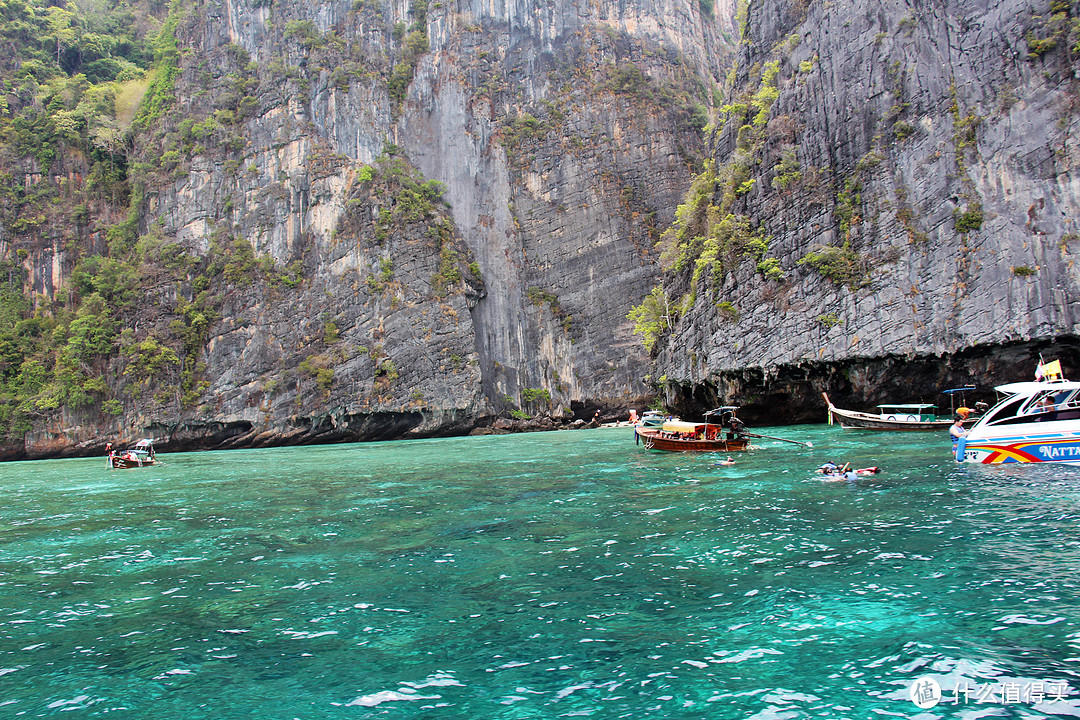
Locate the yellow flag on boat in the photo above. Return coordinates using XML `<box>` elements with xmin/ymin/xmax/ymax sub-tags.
<box><xmin>1037</xmin><ymin>359</ymin><xmax>1063</xmax><ymax>381</ymax></box>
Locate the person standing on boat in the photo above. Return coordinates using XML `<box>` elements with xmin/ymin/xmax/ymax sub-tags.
<box><xmin>721</xmin><ymin>410</ymin><xmax>744</xmax><ymax>437</ymax></box>
<box><xmin>729</xmin><ymin>415</ymin><xmax>746</xmax><ymax>440</ymax></box>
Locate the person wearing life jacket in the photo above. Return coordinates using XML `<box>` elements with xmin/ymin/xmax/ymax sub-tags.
<box><xmin>950</xmin><ymin>415</ymin><xmax>968</xmax><ymax>443</ymax></box>
<box><xmin>818</xmin><ymin>462</ymin><xmax>880</xmax><ymax>477</ymax></box>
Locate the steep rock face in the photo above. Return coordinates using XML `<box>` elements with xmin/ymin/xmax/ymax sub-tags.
<box><xmin>652</xmin><ymin>0</ymin><xmax>1080</xmax><ymax>418</ymax></box>
<box><xmin>107</xmin><ymin>0</ymin><xmax>735</xmax><ymax>451</ymax></box>
<box><xmin>14</xmin><ymin>0</ymin><xmax>1080</xmax><ymax>457</ymax></box>
<box><xmin>401</xmin><ymin>0</ymin><xmax>735</xmax><ymax>407</ymax></box>
<box><xmin>19</xmin><ymin>148</ymin><xmax>488</xmax><ymax>457</ymax></box>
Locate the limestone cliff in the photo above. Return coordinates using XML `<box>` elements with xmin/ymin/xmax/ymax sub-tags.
<box><xmin>6</xmin><ymin>0</ymin><xmax>1080</xmax><ymax>458</ymax></box>
<box><xmin>3</xmin><ymin>0</ymin><xmax>735</xmax><ymax>456</ymax></box>
<box><xmin>647</xmin><ymin>0</ymin><xmax>1080</xmax><ymax>420</ymax></box>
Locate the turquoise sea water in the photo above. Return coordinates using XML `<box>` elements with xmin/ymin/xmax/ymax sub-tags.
<box><xmin>2</xmin><ymin>426</ymin><xmax>1080</xmax><ymax>719</ymax></box>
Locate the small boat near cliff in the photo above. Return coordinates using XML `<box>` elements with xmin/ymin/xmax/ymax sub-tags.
<box><xmin>109</xmin><ymin>439</ymin><xmax>158</xmax><ymax>469</ymax></box>
<box><xmin>822</xmin><ymin>389</ymin><xmax>979</xmax><ymax>431</ymax></box>
<box><xmin>638</xmin><ymin>410</ymin><xmax>666</xmax><ymax>428</ymax></box>
<box><xmin>635</xmin><ymin>407</ymin><xmax>751</xmax><ymax>452</ymax></box>
<box><xmin>957</xmin><ymin>361</ymin><xmax>1080</xmax><ymax>464</ymax></box>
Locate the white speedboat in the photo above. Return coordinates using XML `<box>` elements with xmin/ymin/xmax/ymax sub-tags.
<box><xmin>956</xmin><ymin>380</ymin><xmax>1080</xmax><ymax>464</ymax></box>
<box><xmin>638</xmin><ymin>410</ymin><xmax>666</xmax><ymax>428</ymax></box>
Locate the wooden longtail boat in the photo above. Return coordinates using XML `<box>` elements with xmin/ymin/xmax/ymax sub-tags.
<box><xmin>822</xmin><ymin>391</ymin><xmax>979</xmax><ymax>431</ymax></box>
<box><xmin>634</xmin><ymin>407</ymin><xmax>751</xmax><ymax>452</ymax></box>
<box><xmin>634</xmin><ymin>425</ymin><xmax>751</xmax><ymax>452</ymax></box>
<box><xmin>109</xmin><ymin>439</ymin><xmax>158</xmax><ymax>469</ymax></box>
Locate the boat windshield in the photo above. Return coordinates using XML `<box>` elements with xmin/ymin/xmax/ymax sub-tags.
<box><xmin>1020</xmin><ymin>389</ymin><xmax>1079</xmax><ymax>415</ymax></box>
<box><xmin>982</xmin><ymin>388</ymin><xmax>1080</xmax><ymax>426</ymax></box>
<box><xmin>981</xmin><ymin>396</ymin><xmax>1025</xmax><ymax>425</ymax></box>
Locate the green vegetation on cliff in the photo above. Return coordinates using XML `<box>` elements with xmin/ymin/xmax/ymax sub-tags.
<box><xmin>627</xmin><ymin>3</ymin><xmax>908</xmax><ymax>353</ymax></box>
<box><xmin>0</xmin><ymin>0</ymin><xmax>161</xmax><ymax>440</ymax></box>
<box><xmin>629</xmin><ymin>54</ymin><xmax>787</xmax><ymax>352</ymax></box>
<box><xmin>0</xmin><ymin>0</ymin><xmax>318</xmax><ymax>440</ymax></box>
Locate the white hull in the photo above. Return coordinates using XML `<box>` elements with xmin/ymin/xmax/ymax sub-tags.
<box><xmin>957</xmin><ymin>379</ymin><xmax>1080</xmax><ymax>464</ymax></box>
<box><xmin>958</xmin><ymin>421</ymin><xmax>1080</xmax><ymax>465</ymax></box>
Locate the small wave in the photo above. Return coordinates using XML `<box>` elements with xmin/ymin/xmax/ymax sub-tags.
<box><xmin>280</xmin><ymin>629</ymin><xmax>339</xmax><ymax>640</ymax></box>
<box><xmin>343</xmin><ymin>672</ymin><xmax>463</xmax><ymax>707</ymax></box>
<box><xmin>713</xmin><ymin>647</ymin><xmax>785</xmax><ymax>664</ymax></box>
<box><xmin>344</xmin><ymin>689</ymin><xmax>441</xmax><ymax>707</ymax></box>
<box><xmin>997</xmin><ymin>614</ymin><xmax>1066</xmax><ymax>626</ymax></box>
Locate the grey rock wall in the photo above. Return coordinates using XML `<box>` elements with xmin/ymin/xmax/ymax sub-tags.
<box><xmin>16</xmin><ymin>0</ymin><xmax>1079</xmax><ymax>456</ymax></box>
<box><xmin>653</xmin><ymin>0</ymin><xmax>1080</xmax><ymax>413</ymax></box>
<box><xmin>122</xmin><ymin>0</ymin><xmax>735</xmax><ymax>447</ymax></box>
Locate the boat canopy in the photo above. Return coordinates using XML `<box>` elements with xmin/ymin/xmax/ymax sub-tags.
<box><xmin>662</xmin><ymin>420</ymin><xmax>704</xmax><ymax>434</ymax></box>
<box><xmin>995</xmin><ymin>380</ymin><xmax>1080</xmax><ymax>395</ymax></box>
<box><xmin>942</xmin><ymin>386</ymin><xmax>976</xmax><ymax>395</ymax></box>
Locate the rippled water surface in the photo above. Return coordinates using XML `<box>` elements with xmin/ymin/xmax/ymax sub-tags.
<box><xmin>3</xmin><ymin>426</ymin><xmax>1080</xmax><ymax>718</ymax></box>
